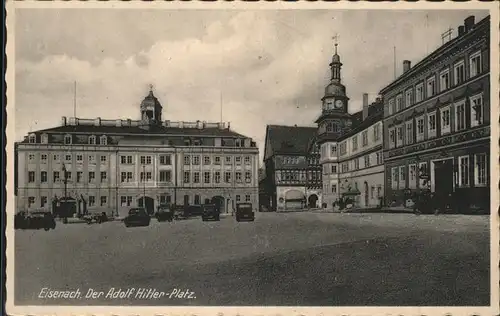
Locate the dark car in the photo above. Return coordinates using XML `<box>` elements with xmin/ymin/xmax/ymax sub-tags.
<box><xmin>123</xmin><ymin>208</ymin><xmax>151</xmax><ymax>227</ymax></box>
<box><xmin>236</xmin><ymin>203</ymin><xmax>255</xmax><ymax>222</ymax></box>
<box><xmin>186</xmin><ymin>205</ymin><xmax>203</xmax><ymax>217</ymax></box>
<box><xmin>201</xmin><ymin>204</ymin><xmax>220</xmax><ymax>221</ymax></box>
<box><xmin>16</xmin><ymin>211</ymin><xmax>56</xmax><ymax>231</ymax></box>
<box><xmin>155</xmin><ymin>204</ymin><xmax>174</xmax><ymax>222</ymax></box>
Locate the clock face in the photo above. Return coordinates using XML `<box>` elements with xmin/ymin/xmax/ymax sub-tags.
<box><xmin>335</xmin><ymin>100</ymin><xmax>343</xmax><ymax>109</ymax></box>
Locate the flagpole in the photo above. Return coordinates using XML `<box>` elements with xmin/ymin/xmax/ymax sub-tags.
<box><xmin>73</xmin><ymin>81</ymin><xmax>77</xmax><ymax>118</ymax></box>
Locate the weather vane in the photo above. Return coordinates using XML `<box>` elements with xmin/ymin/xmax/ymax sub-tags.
<box><xmin>332</xmin><ymin>33</ymin><xmax>339</xmax><ymax>53</ymax></box>
<box><xmin>149</xmin><ymin>84</ymin><xmax>154</xmax><ymax>92</ymax></box>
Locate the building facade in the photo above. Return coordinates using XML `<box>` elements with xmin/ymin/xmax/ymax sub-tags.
<box><xmin>15</xmin><ymin>89</ymin><xmax>260</xmax><ymax>217</ymax></box>
<box><xmin>335</xmin><ymin>96</ymin><xmax>385</xmax><ymax>209</ymax></box>
<box><xmin>380</xmin><ymin>15</ymin><xmax>490</xmax><ymax>212</ymax></box>
<box><xmin>260</xmin><ymin>125</ymin><xmax>322</xmax><ymax>211</ymax></box>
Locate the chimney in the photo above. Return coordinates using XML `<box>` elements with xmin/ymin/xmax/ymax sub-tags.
<box><xmin>464</xmin><ymin>16</ymin><xmax>475</xmax><ymax>32</ymax></box>
<box><xmin>362</xmin><ymin>93</ymin><xmax>369</xmax><ymax>121</ymax></box>
<box><xmin>458</xmin><ymin>25</ymin><xmax>465</xmax><ymax>36</ymax></box>
<box><xmin>61</xmin><ymin>116</ymin><xmax>67</xmax><ymax>126</ymax></box>
<box><xmin>403</xmin><ymin>60</ymin><xmax>411</xmax><ymax>73</ymax></box>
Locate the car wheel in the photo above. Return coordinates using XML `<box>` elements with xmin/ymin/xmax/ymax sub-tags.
<box><xmin>44</xmin><ymin>227</ymin><xmax>50</xmax><ymax>231</ymax></box>
<box><xmin>125</xmin><ymin>223</ymin><xmax>130</xmax><ymax>227</ymax></box>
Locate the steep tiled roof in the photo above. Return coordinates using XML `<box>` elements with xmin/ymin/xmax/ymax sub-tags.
<box><xmin>265</xmin><ymin>125</ymin><xmax>317</xmax><ymax>158</ymax></box>
<box><xmin>31</xmin><ymin>124</ymin><xmax>247</xmax><ymax>138</ymax></box>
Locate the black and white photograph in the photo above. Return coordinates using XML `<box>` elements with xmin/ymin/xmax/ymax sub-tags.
<box><xmin>5</xmin><ymin>2</ymin><xmax>500</xmax><ymax>315</ymax></box>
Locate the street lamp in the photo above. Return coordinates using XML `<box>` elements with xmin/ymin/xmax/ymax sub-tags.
<box><xmin>142</xmin><ymin>164</ymin><xmax>146</xmax><ymax>211</ymax></box>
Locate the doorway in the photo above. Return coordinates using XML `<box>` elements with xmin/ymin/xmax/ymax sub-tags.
<box><xmin>138</xmin><ymin>196</ymin><xmax>155</xmax><ymax>215</ymax></box>
<box><xmin>308</xmin><ymin>194</ymin><xmax>318</xmax><ymax>208</ymax></box>
<box><xmin>433</xmin><ymin>159</ymin><xmax>454</xmax><ymax>205</ymax></box>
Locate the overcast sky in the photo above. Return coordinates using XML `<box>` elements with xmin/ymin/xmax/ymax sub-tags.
<box><xmin>15</xmin><ymin>9</ymin><xmax>489</xmax><ymax>161</ymax></box>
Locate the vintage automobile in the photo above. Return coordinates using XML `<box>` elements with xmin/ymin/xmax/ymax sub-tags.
<box><xmin>15</xmin><ymin>211</ymin><xmax>56</xmax><ymax>231</ymax></box>
<box><xmin>123</xmin><ymin>208</ymin><xmax>151</xmax><ymax>227</ymax></box>
<box><xmin>201</xmin><ymin>204</ymin><xmax>220</xmax><ymax>221</ymax></box>
<box><xmin>186</xmin><ymin>205</ymin><xmax>203</xmax><ymax>217</ymax></box>
<box><xmin>155</xmin><ymin>204</ymin><xmax>174</xmax><ymax>222</ymax></box>
<box><xmin>235</xmin><ymin>203</ymin><xmax>255</xmax><ymax>222</ymax></box>
<box><xmin>83</xmin><ymin>212</ymin><xmax>108</xmax><ymax>224</ymax></box>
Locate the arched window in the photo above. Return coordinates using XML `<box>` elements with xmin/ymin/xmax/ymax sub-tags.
<box><xmin>88</xmin><ymin>135</ymin><xmax>96</xmax><ymax>145</ymax></box>
<box><xmin>100</xmin><ymin>135</ymin><xmax>107</xmax><ymax>146</ymax></box>
<box><xmin>41</xmin><ymin>134</ymin><xmax>48</xmax><ymax>144</ymax></box>
<box><xmin>194</xmin><ymin>195</ymin><xmax>201</xmax><ymax>205</ymax></box>
<box><xmin>28</xmin><ymin>134</ymin><xmax>36</xmax><ymax>144</ymax></box>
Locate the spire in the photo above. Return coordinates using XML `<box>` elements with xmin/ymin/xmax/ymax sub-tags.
<box><xmin>330</xmin><ymin>33</ymin><xmax>342</xmax><ymax>83</ymax></box>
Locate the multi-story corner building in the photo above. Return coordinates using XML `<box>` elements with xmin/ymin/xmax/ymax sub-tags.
<box><xmin>336</xmin><ymin>95</ymin><xmax>385</xmax><ymax>209</ymax></box>
<box><xmin>15</xmin><ymin>89</ymin><xmax>259</xmax><ymax>217</ymax></box>
<box><xmin>380</xmin><ymin>15</ymin><xmax>490</xmax><ymax>212</ymax></box>
<box><xmin>261</xmin><ymin>125</ymin><xmax>322</xmax><ymax>211</ymax></box>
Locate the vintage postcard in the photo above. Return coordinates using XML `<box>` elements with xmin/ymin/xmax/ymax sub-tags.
<box><xmin>5</xmin><ymin>1</ymin><xmax>500</xmax><ymax>315</ymax></box>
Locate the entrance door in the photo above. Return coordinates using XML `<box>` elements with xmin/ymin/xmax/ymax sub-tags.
<box><xmin>138</xmin><ymin>196</ymin><xmax>155</xmax><ymax>215</ymax></box>
<box><xmin>434</xmin><ymin>160</ymin><xmax>454</xmax><ymax>206</ymax></box>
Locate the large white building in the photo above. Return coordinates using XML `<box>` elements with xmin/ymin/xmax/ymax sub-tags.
<box><xmin>15</xmin><ymin>89</ymin><xmax>260</xmax><ymax>217</ymax></box>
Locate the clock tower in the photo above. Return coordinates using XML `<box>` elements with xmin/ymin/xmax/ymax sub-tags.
<box><xmin>315</xmin><ymin>40</ymin><xmax>354</xmax><ymax>142</ymax></box>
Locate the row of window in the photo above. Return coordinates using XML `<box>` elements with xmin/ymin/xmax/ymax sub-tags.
<box><xmin>335</xmin><ymin>151</ymin><xmax>384</xmax><ymax>174</ymax></box>
<box><xmin>28</xmin><ymin>171</ymin><xmax>107</xmax><ymax>184</ymax></box>
<box><xmin>389</xmin><ymin>153</ymin><xmax>488</xmax><ymax>190</ymax></box>
<box><xmin>275</xmin><ymin>170</ymin><xmax>321</xmax><ymax>182</ymax></box>
<box><xmin>323</xmin><ymin>182</ymin><xmax>383</xmax><ymax>198</ymax></box>
<box><xmin>28</xmin><ymin>134</ymin><xmax>109</xmax><ymax>145</ymax></box>
<box><xmin>117</xmin><ymin>154</ymin><xmax>253</xmax><ymax>166</ymax></box>
<box><xmin>28</xmin><ymin>133</ymin><xmax>254</xmax><ymax>148</ymax></box>
<box><xmin>388</xmin><ymin>50</ymin><xmax>483</xmax><ymax>116</ymax></box>
<box><xmin>119</xmin><ymin>194</ymin><xmax>253</xmax><ymax>207</ymax></box>
<box><xmin>28</xmin><ymin>153</ymin><xmax>108</xmax><ymax>164</ymax></box>
<box><xmin>118</xmin><ymin>170</ymin><xmax>255</xmax><ymax>184</ymax></box>
<box><xmin>283</xmin><ymin>156</ymin><xmax>302</xmax><ymax>165</ymax></box>
<box><xmin>27</xmin><ymin>195</ymin><xmax>108</xmax><ymax>208</ymax></box>
<box><xmin>321</xmin><ymin>124</ymin><xmax>382</xmax><ymax>158</ymax></box>
<box><xmin>388</xmin><ymin>94</ymin><xmax>484</xmax><ymax>149</ymax></box>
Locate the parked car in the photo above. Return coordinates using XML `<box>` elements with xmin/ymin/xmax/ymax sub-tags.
<box><xmin>201</xmin><ymin>204</ymin><xmax>220</xmax><ymax>221</ymax></box>
<box><xmin>186</xmin><ymin>205</ymin><xmax>203</xmax><ymax>217</ymax></box>
<box><xmin>155</xmin><ymin>204</ymin><xmax>174</xmax><ymax>222</ymax></box>
<box><xmin>235</xmin><ymin>203</ymin><xmax>255</xmax><ymax>222</ymax></box>
<box><xmin>15</xmin><ymin>211</ymin><xmax>56</xmax><ymax>231</ymax></box>
<box><xmin>123</xmin><ymin>208</ymin><xmax>151</xmax><ymax>227</ymax></box>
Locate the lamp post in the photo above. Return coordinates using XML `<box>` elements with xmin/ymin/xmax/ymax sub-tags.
<box><xmin>142</xmin><ymin>164</ymin><xmax>146</xmax><ymax>211</ymax></box>
<box><xmin>62</xmin><ymin>163</ymin><xmax>68</xmax><ymax>223</ymax></box>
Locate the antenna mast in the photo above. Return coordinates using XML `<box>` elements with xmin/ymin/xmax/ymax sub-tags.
<box><xmin>73</xmin><ymin>81</ymin><xmax>77</xmax><ymax>117</ymax></box>
<box><xmin>220</xmin><ymin>90</ymin><xmax>223</xmax><ymax>123</ymax></box>
<box><xmin>393</xmin><ymin>46</ymin><xmax>396</xmax><ymax>80</ymax></box>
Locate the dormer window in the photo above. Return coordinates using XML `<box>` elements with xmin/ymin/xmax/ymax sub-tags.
<box><xmin>28</xmin><ymin>134</ymin><xmax>36</xmax><ymax>144</ymax></box>
<box><xmin>89</xmin><ymin>135</ymin><xmax>97</xmax><ymax>145</ymax></box>
<box><xmin>100</xmin><ymin>135</ymin><xmax>107</xmax><ymax>146</ymax></box>
<box><xmin>41</xmin><ymin>134</ymin><xmax>49</xmax><ymax>144</ymax></box>
<box><xmin>235</xmin><ymin>139</ymin><xmax>242</xmax><ymax>147</ymax></box>
<box><xmin>64</xmin><ymin>134</ymin><xmax>72</xmax><ymax>145</ymax></box>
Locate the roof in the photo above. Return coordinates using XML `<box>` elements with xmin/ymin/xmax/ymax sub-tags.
<box><xmin>31</xmin><ymin>124</ymin><xmax>247</xmax><ymax>138</ymax></box>
<box><xmin>338</xmin><ymin>101</ymin><xmax>384</xmax><ymax>140</ymax></box>
<box><xmin>379</xmin><ymin>15</ymin><xmax>490</xmax><ymax>95</ymax></box>
<box><xmin>264</xmin><ymin>125</ymin><xmax>317</xmax><ymax>158</ymax></box>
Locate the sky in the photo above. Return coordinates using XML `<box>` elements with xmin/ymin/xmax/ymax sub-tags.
<box><xmin>15</xmin><ymin>9</ymin><xmax>489</xmax><ymax>162</ymax></box>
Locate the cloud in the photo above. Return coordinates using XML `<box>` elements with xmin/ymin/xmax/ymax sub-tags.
<box><xmin>14</xmin><ymin>9</ymin><xmax>490</xmax><ymax>163</ymax></box>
